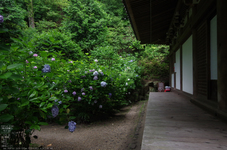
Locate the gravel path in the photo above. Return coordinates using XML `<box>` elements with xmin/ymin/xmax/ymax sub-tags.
<box><xmin>30</xmin><ymin>100</ymin><xmax>148</xmax><ymax>150</ymax></box>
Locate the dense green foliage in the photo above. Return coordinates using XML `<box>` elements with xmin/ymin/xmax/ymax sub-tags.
<box><xmin>0</xmin><ymin>0</ymin><xmax>169</xmax><ymax>148</ymax></box>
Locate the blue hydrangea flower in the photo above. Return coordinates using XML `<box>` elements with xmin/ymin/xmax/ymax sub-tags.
<box><xmin>68</xmin><ymin>121</ymin><xmax>76</xmax><ymax>133</ymax></box>
<box><xmin>72</xmin><ymin>91</ymin><xmax>76</xmax><ymax>96</ymax></box>
<box><xmin>42</xmin><ymin>64</ymin><xmax>51</xmax><ymax>73</ymax></box>
<box><xmin>58</xmin><ymin>101</ymin><xmax>62</xmax><ymax>105</ymax></box>
<box><xmin>101</xmin><ymin>81</ymin><xmax>107</xmax><ymax>87</ymax></box>
<box><xmin>94</xmin><ymin>76</ymin><xmax>98</xmax><ymax>80</ymax></box>
<box><xmin>78</xmin><ymin>97</ymin><xmax>82</xmax><ymax>101</ymax></box>
<box><xmin>51</xmin><ymin>105</ymin><xmax>59</xmax><ymax>118</ymax></box>
<box><xmin>136</xmin><ymin>75</ymin><xmax>139</xmax><ymax>77</ymax></box>
<box><xmin>109</xmin><ymin>93</ymin><xmax>112</xmax><ymax>98</ymax></box>
<box><xmin>0</xmin><ymin>15</ymin><xmax>4</xmax><ymax>23</ymax></box>
<box><xmin>128</xmin><ymin>60</ymin><xmax>133</xmax><ymax>62</ymax></box>
<box><xmin>93</xmin><ymin>71</ymin><xmax>99</xmax><ymax>76</ymax></box>
<box><xmin>100</xmin><ymin>72</ymin><xmax>104</xmax><ymax>76</ymax></box>
<box><xmin>54</xmin><ymin>99</ymin><xmax>58</xmax><ymax>102</ymax></box>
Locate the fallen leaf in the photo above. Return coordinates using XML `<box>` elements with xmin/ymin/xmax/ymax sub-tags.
<box><xmin>47</xmin><ymin>144</ymin><xmax>52</xmax><ymax>147</ymax></box>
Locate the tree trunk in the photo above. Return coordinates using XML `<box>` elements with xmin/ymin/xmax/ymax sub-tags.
<box><xmin>28</xmin><ymin>0</ymin><xmax>35</xmax><ymax>28</ymax></box>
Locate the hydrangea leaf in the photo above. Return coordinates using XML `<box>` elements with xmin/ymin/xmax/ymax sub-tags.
<box><xmin>39</xmin><ymin>102</ymin><xmax>45</xmax><ymax>108</ymax></box>
<box><xmin>49</xmin><ymin>96</ymin><xmax>58</xmax><ymax>101</ymax></box>
<box><xmin>20</xmin><ymin>100</ymin><xmax>29</xmax><ymax>107</ymax></box>
<box><xmin>29</xmin><ymin>91</ymin><xmax>37</xmax><ymax>98</ymax></box>
<box><xmin>38</xmin><ymin>122</ymin><xmax>48</xmax><ymax>126</ymax></box>
<box><xmin>30</xmin><ymin>125</ymin><xmax>41</xmax><ymax>131</ymax></box>
<box><xmin>69</xmin><ymin>116</ymin><xmax>76</xmax><ymax>120</ymax></box>
<box><xmin>29</xmin><ymin>97</ymin><xmax>40</xmax><ymax>102</ymax></box>
<box><xmin>25</xmin><ymin>121</ymin><xmax>32</xmax><ymax>125</ymax></box>
<box><xmin>0</xmin><ymin>114</ymin><xmax>14</xmax><ymax>122</ymax></box>
<box><xmin>9</xmin><ymin>74</ymin><xmax>23</xmax><ymax>80</ymax></box>
<box><xmin>0</xmin><ymin>72</ymin><xmax>12</xmax><ymax>79</ymax></box>
<box><xmin>7</xmin><ymin>63</ymin><xmax>23</xmax><ymax>70</ymax></box>
<box><xmin>0</xmin><ymin>104</ymin><xmax>8</xmax><ymax>112</ymax></box>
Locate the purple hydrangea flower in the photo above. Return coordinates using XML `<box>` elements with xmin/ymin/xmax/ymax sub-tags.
<box><xmin>51</xmin><ymin>58</ymin><xmax>55</xmax><ymax>61</ymax></box>
<box><xmin>0</xmin><ymin>15</ymin><xmax>4</xmax><ymax>23</ymax></box>
<box><xmin>72</xmin><ymin>91</ymin><xmax>76</xmax><ymax>96</ymax></box>
<box><xmin>58</xmin><ymin>101</ymin><xmax>62</xmax><ymax>105</ymax></box>
<box><xmin>100</xmin><ymin>81</ymin><xmax>107</xmax><ymax>87</ymax></box>
<box><xmin>33</xmin><ymin>54</ymin><xmax>38</xmax><ymax>57</ymax></box>
<box><xmin>17</xmin><ymin>98</ymin><xmax>20</xmax><ymax>100</ymax></box>
<box><xmin>51</xmin><ymin>105</ymin><xmax>59</xmax><ymax>118</ymax></box>
<box><xmin>69</xmin><ymin>80</ymin><xmax>72</xmax><ymax>83</ymax></box>
<box><xmin>64</xmin><ymin>90</ymin><xmax>68</xmax><ymax>93</ymax></box>
<box><xmin>93</xmin><ymin>71</ymin><xmax>99</xmax><ymax>76</ymax></box>
<box><xmin>34</xmin><ymin>66</ymin><xmax>37</xmax><ymax>69</ymax></box>
<box><xmin>26</xmin><ymin>60</ymin><xmax>29</xmax><ymax>63</ymax></box>
<box><xmin>69</xmin><ymin>61</ymin><xmax>73</xmax><ymax>63</ymax></box>
<box><xmin>136</xmin><ymin>75</ymin><xmax>138</xmax><ymax>77</ymax></box>
<box><xmin>89</xmin><ymin>86</ymin><xmax>93</xmax><ymax>90</ymax></box>
<box><xmin>81</xmin><ymin>88</ymin><xmax>84</xmax><ymax>92</ymax></box>
<box><xmin>94</xmin><ymin>59</ymin><xmax>98</xmax><ymax>62</ymax></box>
<box><xmin>99</xmin><ymin>105</ymin><xmax>102</xmax><ymax>109</ymax></box>
<box><xmin>54</xmin><ymin>99</ymin><xmax>58</xmax><ymax>102</ymax></box>
<box><xmin>93</xmin><ymin>76</ymin><xmax>98</xmax><ymax>80</ymax></box>
<box><xmin>42</xmin><ymin>64</ymin><xmax>51</xmax><ymax>73</ymax></box>
<box><xmin>92</xmin><ymin>69</ymin><xmax>95</xmax><ymax>72</ymax></box>
<box><xmin>78</xmin><ymin>97</ymin><xmax>82</xmax><ymax>101</ymax></box>
<box><xmin>82</xmin><ymin>92</ymin><xmax>85</xmax><ymax>96</ymax></box>
<box><xmin>100</xmin><ymin>72</ymin><xmax>104</xmax><ymax>76</ymax></box>
<box><xmin>128</xmin><ymin>60</ymin><xmax>133</xmax><ymax>62</ymax></box>
<box><xmin>68</xmin><ymin>121</ymin><xmax>76</xmax><ymax>133</ymax></box>
<box><xmin>29</xmin><ymin>51</ymin><xmax>33</xmax><ymax>55</ymax></box>
<box><xmin>109</xmin><ymin>93</ymin><xmax>112</xmax><ymax>98</ymax></box>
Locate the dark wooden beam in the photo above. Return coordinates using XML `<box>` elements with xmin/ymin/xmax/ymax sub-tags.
<box><xmin>123</xmin><ymin>0</ymin><xmax>141</xmax><ymax>41</ymax></box>
<box><xmin>217</xmin><ymin>0</ymin><xmax>227</xmax><ymax>110</ymax></box>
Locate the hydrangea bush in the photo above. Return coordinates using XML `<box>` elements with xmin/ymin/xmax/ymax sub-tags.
<box><xmin>0</xmin><ymin>29</ymin><xmax>142</xmax><ymax>148</ymax></box>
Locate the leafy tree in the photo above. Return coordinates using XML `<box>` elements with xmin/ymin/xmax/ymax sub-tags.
<box><xmin>0</xmin><ymin>0</ymin><xmax>27</xmax><ymax>42</ymax></box>
<box><xmin>61</xmin><ymin>0</ymin><xmax>110</xmax><ymax>52</ymax></box>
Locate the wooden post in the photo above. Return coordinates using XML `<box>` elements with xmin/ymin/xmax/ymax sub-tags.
<box><xmin>192</xmin><ymin>29</ymin><xmax>198</xmax><ymax>98</ymax></box>
<box><xmin>217</xmin><ymin>0</ymin><xmax>227</xmax><ymax>110</ymax></box>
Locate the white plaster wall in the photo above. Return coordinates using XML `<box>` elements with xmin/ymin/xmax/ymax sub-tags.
<box><xmin>210</xmin><ymin>15</ymin><xmax>217</xmax><ymax>80</ymax></box>
<box><xmin>182</xmin><ymin>35</ymin><xmax>193</xmax><ymax>94</ymax></box>
<box><xmin>171</xmin><ymin>73</ymin><xmax>175</xmax><ymax>88</ymax></box>
<box><xmin>175</xmin><ymin>49</ymin><xmax>181</xmax><ymax>90</ymax></box>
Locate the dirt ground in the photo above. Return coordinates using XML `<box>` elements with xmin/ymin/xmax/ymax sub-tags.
<box><xmin>29</xmin><ymin>100</ymin><xmax>148</xmax><ymax>150</ymax></box>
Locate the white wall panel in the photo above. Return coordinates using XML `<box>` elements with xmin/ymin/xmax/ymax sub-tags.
<box><xmin>182</xmin><ymin>35</ymin><xmax>193</xmax><ymax>94</ymax></box>
<box><xmin>175</xmin><ymin>49</ymin><xmax>181</xmax><ymax>90</ymax></box>
<box><xmin>210</xmin><ymin>15</ymin><xmax>217</xmax><ymax>80</ymax></box>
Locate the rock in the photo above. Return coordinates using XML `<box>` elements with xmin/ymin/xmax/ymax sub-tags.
<box><xmin>130</xmin><ymin>144</ymin><xmax>137</xmax><ymax>149</ymax></box>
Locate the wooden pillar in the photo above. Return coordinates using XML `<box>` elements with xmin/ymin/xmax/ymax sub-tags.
<box><xmin>192</xmin><ymin>29</ymin><xmax>198</xmax><ymax>98</ymax></box>
<box><xmin>217</xmin><ymin>0</ymin><xmax>227</xmax><ymax>110</ymax></box>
